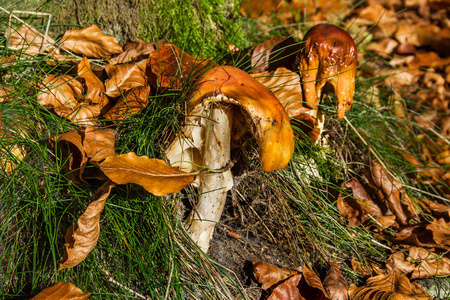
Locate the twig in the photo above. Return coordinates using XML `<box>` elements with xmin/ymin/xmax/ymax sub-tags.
<box><xmin>100</xmin><ymin>268</ymin><xmax>150</xmax><ymax>299</ymax></box>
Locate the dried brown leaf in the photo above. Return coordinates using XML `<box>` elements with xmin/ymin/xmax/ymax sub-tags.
<box><xmin>104</xmin><ymin>60</ymin><xmax>147</xmax><ymax>97</ymax></box>
<box><xmin>251</xmin><ymin>36</ymin><xmax>300</xmax><ymax>73</ymax></box>
<box><xmin>83</xmin><ymin>127</ymin><xmax>115</xmax><ymax>164</ymax></box>
<box><xmin>147</xmin><ymin>43</ymin><xmax>214</xmax><ymax>90</ymax></box>
<box><xmin>103</xmin><ymin>85</ymin><xmax>151</xmax><ymax>121</ymax></box>
<box><xmin>6</xmin><ymin>23</ymin><xmax>56</xmax><ymax>55</ymax></box>
<box><xmin>348</xmin><ymin>270</ymin><xmax>431</xmax><ymax>299</ymax></box>
<box><xmin>253</xmin><ymin>260</ymin><xmax>299</xmax><ymax>290</ymax></box>
<box><xmin>60</xmin><ymin>25</ymin><xmax>122</xmax><ymax>58</ymax></box>
<box><xmin>268</xmin><ymin>274</ymin><xmax>304</xmax><ymax>300</ymax></box>
<box><xmin>337</xmin><ymin>180</ymin><xmax>383</xmax><ymax>227</ymax></box>
<box><xmin>302</xmin><ymin>265</ymin><xmax>329</xmax><ymax>299</ymax></box>
<box><xmin>323</xmin><ymin>262</ymin><xmax>349</xmax><ymax>300</ymax></box>
<box><xmin>240</xmin><ymin>0</ymin><xmax>283</xmax><ymax>18</ymax></box>
<box><xmin>369</xmin><ymin>162</ymin><xmax>418</xmax><ymax>225</ymax></box>
<box><xmin>110</xmin><ymin>39</ymin><xmax>157</xmax><ymax>64</ymax></box>
<box><xmin>65</xmin><ymin>104</ymin><xmax>101</xmax><ymax>127</ymax></box>
<box><xmin>408</xmin><ymin>51</ymin><xmax>450</xmax><ymax>68</ymax></box>
<box><xmin>31</xmin><ymin>282</ymin><xmax>90</xmax><ymax>300</ymax></box>
<box><xmin>99</xmin><ymin>152</ymin><xmax>195</xmax><ymax>196</ymax></box>
<box><xmin>388</xmin><ymin>247</ymin><xmax>450</xmax><ymax>279</ymax></box>
<box><xmin>38</xmin><ymin>75</ymin><xmax>84</xmax><ymax>115</ymax></box>
<box><xmin>52</xmin><ymin>129</ymin><xmax>87</xmax><ymax>182</ymax></box>
<box><xmin>77</xmin><ymin>57</ymin><xmax>107</xmax><ymax>107</ymax></box>
<box><xmin>59</xmin><ymin>181</ymin><xmax>115</xmax><ymax>270</ymax></box>
<box><xmin>426</xmin><ymin>218</ymin><xmax>450</xmax><ymax>249</ymax></box>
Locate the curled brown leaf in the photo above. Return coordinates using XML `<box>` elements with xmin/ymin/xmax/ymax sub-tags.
<box><xmin>369</xmin><ymin>162</ymin><xmax>418</xmax><ymax>226</ymax></box>
<box><xmin>60</xmin><ymin>25</ymin><xmax>123</xmax><ymax>58</ymax></box>
<box><xmin>253</xmin><ymin>260</ymin><xmax>299</xmax><ymax>290</ymax></box>
<box><xmin>110</xmin><ymin>39</ymin><xmax>157</xmax><ymax>64</ymax></box>
<box><xmin>103</xmin><ymin>85</ymin><xmax>151</xmax><ymax>121</ymax></box>
<box><xmin>99</xmin><ymin>152</ymin><xmax>195</xmax><ymax>196</ymax></box>
<box><xmin>59</xmin><ymin>181</ymin><xmax>115</xmax><ymax>270</ymax></box>
<box><xmin>337</xmin><ymin>180</ymin><xmax>383</xmax><ymax>227</ymax></box>
<box><xmin>83</xmin><ymin>127</ymin><xmax>115</xmax><ymax>164</ymax></box>
<box><xmin>31</xmin><ymin>282</ymin><xmax>90</xmax><ymax>300</ymax></box>
<box><xmin>38</xmin><ymin>75</ymin><xmax>84</xmax><ymax>114</ymax></box>
<box><xmin>348</xmin><ymin>270</ymin><xmax>431</xmax><ymax>299</ymax></box>
<box><xmin>323</xmin><ymin>262</ymin><xmax>348</xmax><ymax>300</ymax></box>
<box><xmin>251</xmin><ymin>36</ymin><xmax>300</xmax><ymax>73</ymax></box>
<box><xmin>77</xmin><ymin>57</ymin><xmax>107</xmax><ymax>107</ymax></box>
<box><xmin>104</xmin><ymin>60</ymin><xmax>147</xmax><ymax>97</ymax></box>
<box><xmin>146</xmin><ymin>43</ymin><xmax>214</xmax><ymax>90</ymax></box>
<box><xmin>388</xmin><ymin>247</ymin><xmax>450</xmax><ymax>279</ymax></box>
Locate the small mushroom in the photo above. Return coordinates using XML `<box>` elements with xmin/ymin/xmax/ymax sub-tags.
<box><xmin>297</xmin><ymin>24</ymin><xmax>357</xmax><ymax>119</ymax></box>
<box><xmin>166</xmin><ymin>66</ymin><xmax>294</xmax><ymax>252</ymax></box>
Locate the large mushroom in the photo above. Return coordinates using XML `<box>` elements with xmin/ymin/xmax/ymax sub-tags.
<box><xmin>166</xmin><ymin>66</ymin><xmax>294</xmax><ymax>252</ymax></box>
<box><xmin>297</xmin><ymin>24</ymin><xmax>357</xmax><ymax>119</ymax></box>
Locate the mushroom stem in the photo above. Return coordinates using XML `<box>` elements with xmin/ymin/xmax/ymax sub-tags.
<box><xmin>185</xmin><ymin>103</ymin><xmax>233</xmax><ymax>252</ymax></box>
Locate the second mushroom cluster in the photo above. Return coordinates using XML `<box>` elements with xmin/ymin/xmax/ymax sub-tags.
<box><xmin>161</xmin><ymin>24</ymin><xmax>357</xmax><ymax>252</ymax></box>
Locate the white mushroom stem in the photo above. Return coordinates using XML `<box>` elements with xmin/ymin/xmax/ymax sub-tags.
<box><xmin>185</xmin><ymin>103</ymin><xmax>234</xmax><ymax>252</ymax></box>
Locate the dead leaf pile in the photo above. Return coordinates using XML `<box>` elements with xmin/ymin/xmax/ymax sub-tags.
<box><xmin>4</xmin><ymin>23</ymin><xmax>207</xmax><ymax>279</ymax></box>
<box><xmin>252</xmin><ymin>260</ymin><xmax>348</xmax><ymax>300</ymax></box>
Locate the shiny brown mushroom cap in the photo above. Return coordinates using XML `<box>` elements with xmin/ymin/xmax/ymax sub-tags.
<box><xmin>298</xmin><ymin>24</ymin><xmax>357</xmax><ymax>119</ymax></box>
<box><xmin>188</xmin><ymin>66</ymin><xmax>294</xmax><ymax>172</ymax></box>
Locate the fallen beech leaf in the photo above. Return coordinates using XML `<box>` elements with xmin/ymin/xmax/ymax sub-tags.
<box><xmin>251</xmin><ymin>36</ymin><xmax>300</xmax><ymax>73</ymax></box>
<box><xmin>348</xmin><ymin>270</ymin><xmax>431</xmax><ymax>299</ymax></box>
<box><xmin>31</xmin><ymin>282</ymin><xmax>90</xmax><ymax>300</ymax></box>
<box><xmin>52</xmin><ymin>129</ymin><xmax>87</xmax><ymax>183</ymax></box>
<box><xmin>426</xmin><ymin>218</ymin><xmax>450</xmax><ymax>249</ymax></box>
<box><xmin>408</xmin><ymin>51</ymin><xmax>450</xmax><ymax>69</ymax></box>
<box><xmin>77</xmin><ymin>57</ymin><xmax>107</xmax><ymax>107</ymax></box>
<box><xmin>110</xmin><ymin>39</ymin><xmax>157</xmax><ymax>64</ymax></box>
<box><xmin>369</xmin><ymin>162</ymin><xmax>417</xmax><ymax>225</ymax></box>
<box><xmin>388</xmin><ymin>247</ymin><xmax>450</xmax><ymax>279</ymax></box>
<box><xmin>104</xmin><ymin>60</ymin><xmax>147</xmax><ymax>97</ymax></box>
<box><xmin>240</xmin><ymin>0</ymin><xmax>283</xmax><ymax>18</ymax></box>
<box><xmin>268</xmin><ymin>274</ymin><xmax>304</xmax><ymax>300</ymax></box>
<box><xmin>147</xmin><ymin>43</ymin><xmax>214</xmax><ymax>90</ymax></box>
<box><xmin>59</xmin><ymin>181</ymin><xmax>115</xmax><ymax>270</ymax></box>
<box><xmin>302</xmin><ymin>265</ymin><xmax>329</xmax><ymax>298</ymax></box>
<box><xmin>60</xmin><ymin>25</ymin><xmax>122</xmax><ymax>58</ymax></box>
<box><xmin>337</xmin><ymin>180</ymin><xmax>383</xmax><ymax>227</ymax></box>
<box><xmin>99</xmin><ymin>152</ymin><xmax>195</xmax><ymax>196</ymax></box>
<box><xmin>37</xmin><ymin>75</ymin><xmax>84</xmax><ymax>116</ymax></box>
<box><xmin>6</xmin><ymin>23</ymin><xmax>56</xmax><ymax>55</ymax></box>
<box><xmin>253</xmin><ymin>260</ymin><xmax>299</xmax><ymax>290</ymax></box>
<box><xmin>267</xmin><ymin>265</ymin><xmax>330</xmax><ymax>300</ymax></box>
<box><xmin>65</xmin><ymin>104</ymin><xmax>101</xmax><ymax>127</ymax></box>
<box><xmin>323</xmin><ymin>262</ymin><xmax>348</xmax><ymax>300</ymax></box>
<box><xmin>366</xmin><ymin>38</ymin><xmax>398</xmax><ymax>58</ymax></box>
<box><xmin>83</xmin><ymin>127</ymin><xmax>115</xmax><ymax>164</ymax></box>
<box><xmin>103</xmin><ymin>85</ymin><xmax>151</xmax><ymax>121</ymax></box>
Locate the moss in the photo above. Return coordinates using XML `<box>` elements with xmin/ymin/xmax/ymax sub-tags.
<box><xmin>137</xmin><ymin>0</ymin><xmax>249</xmax><ymax>57</ymax></box>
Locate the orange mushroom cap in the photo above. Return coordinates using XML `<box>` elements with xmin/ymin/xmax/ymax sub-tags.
<box><xmin>188</xmin><ymin>66</ymin><xmax>294</xmax><ymax>172</ymax></box>
<box><xmin>297</xmin><ymin>24</ymin><xmax>357</xmax><ymax>119</ymax></box>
